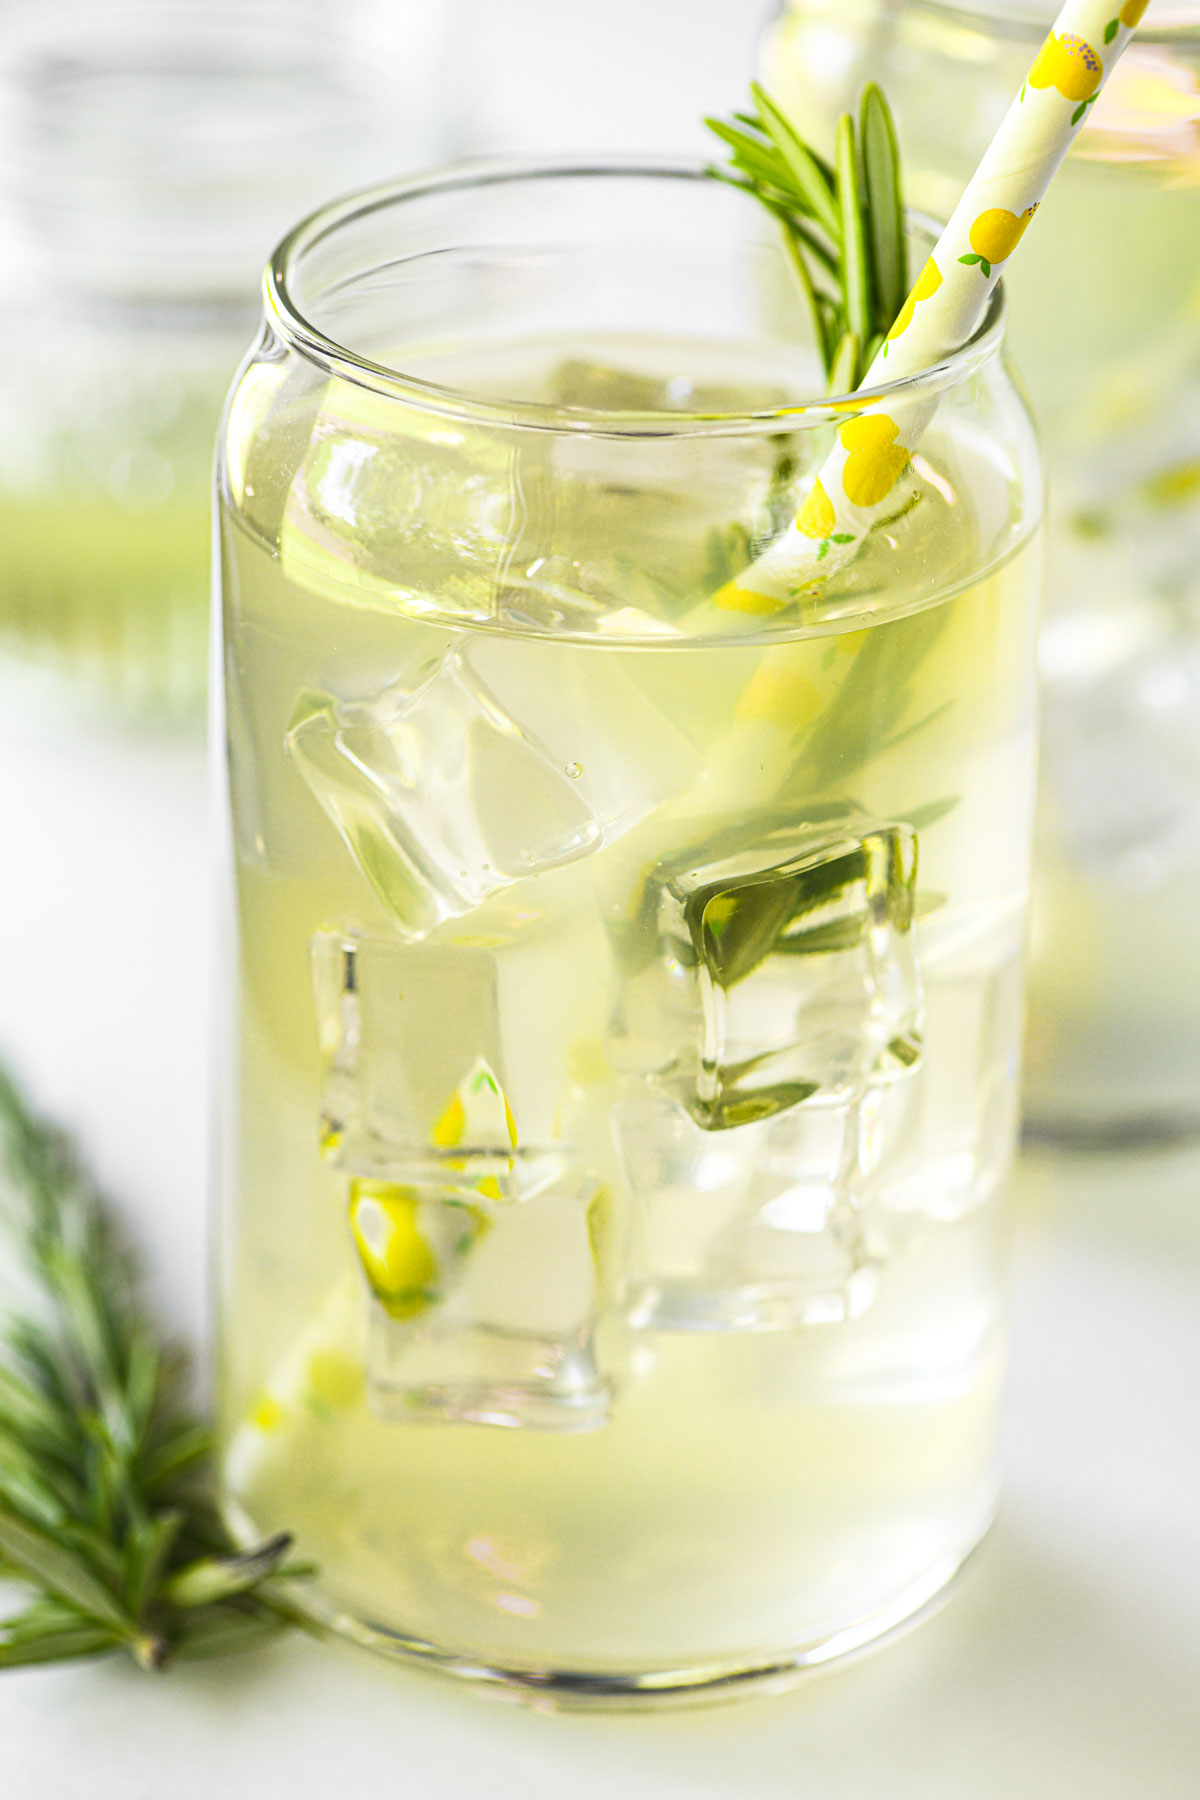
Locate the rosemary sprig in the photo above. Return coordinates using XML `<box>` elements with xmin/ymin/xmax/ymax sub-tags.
<box><xmin>0</xmin><ymin>1065</ymin><xmax>311</xmax><ymax>1671</ymax></box>
<box><xmin>705</xmin><ymin>81</ymin><xmax>908</xmax><ymax>390</ymax></box>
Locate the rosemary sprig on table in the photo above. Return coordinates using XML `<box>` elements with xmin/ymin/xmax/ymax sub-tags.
<box><xmin>0</xmin><ymin>1066</ymin><xmax>309</xmax><ymax>1671</ymax></box>
<box><xmin>705</xmin><ymin>81</ymin><xmax>908</xmax><ymax>390</ymax></box>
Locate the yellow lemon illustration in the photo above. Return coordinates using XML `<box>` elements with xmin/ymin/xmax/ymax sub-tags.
<box><xmin>733</xmin><ymin>662</ymin><xmax>823</xmax><ymax>727</ymax></box>
<box><xmin>306</xmin><ymin>1348</ymin><xmax>365</xmax><ymax>1412</ymax></box>
<box><xmin>348</xmin><ymin>1181</ymin><xmax>440</xmax><ymax>1318</ymax></box>
<box><xmin>797</xmin><ymin>477</ymin><xmax>836</xmax><ymax>539</ymax></box>
<box><xmin>349</xmin><ymin>1178</ymin><xmax>491</xmax><ymax>1319</ymax></box>
<box><xmin>249</xmin><ymin>1395</ymin><xmax>286</xmax><ymax>1434</ymax></box>
<box><xmin>713</xmin><ymin>579</ymin><xmax>785</xmax><ymax>615</ymax></box>
<box><xmin>1120</xmin><ymin>0</ymin><xmax>1150</xmax><ymax>24</ymax></box>
<box><xmin>888</xmin><ymin>258</ymin><xmax>943</xmax><ymax>341</ymax></box>
<box><xmin>838</xmin><ymin>414</ymin><xmax>910</xmax><ymax>509</ymax></box>
<box><xmin>1029</xmin><ymin>33</ymin><xmax>1103</xmax><ymax>103</ymax></box>
<box><xmin>969</xmin><ymin>206</ymin><xmax>1038</xmax><ymax>267</ymax></box>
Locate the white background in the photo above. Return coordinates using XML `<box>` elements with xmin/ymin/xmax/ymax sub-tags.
<box><xmin>1</xmin><ymin>2</ymin><xmax>1199</xmax><ymax>1794</ymax></box>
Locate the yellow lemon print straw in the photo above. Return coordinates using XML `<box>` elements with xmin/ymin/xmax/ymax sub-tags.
<box><xmin>721</xmin><ymin>0</ymin><xmax>1149</xmax><ymax>612</ymax></box>
<box><xmin>887</xmin><ymin>257</ymin><xmax>942</xmax><ymax>341</ymax></box>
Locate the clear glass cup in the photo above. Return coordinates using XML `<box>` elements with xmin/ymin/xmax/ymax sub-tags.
<box><xmin>0</xmin><ymin>0</ymin><xmax>458</xmax><ymax>722</ymax></box>
<box><xmin>762</xmin><ymin>0</ymin><xmax>1200</xmax><ymax>1139</ymax></box>
<box><xmin>215</xmin><ymin>159</ymin><xmax>1041</xmax><ymax>1703</ymax></box>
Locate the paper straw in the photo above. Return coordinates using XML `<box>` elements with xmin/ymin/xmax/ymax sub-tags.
<box><xmin>719</xmin><ymin>0</ymin><xmax>1152</xmax><ymax>614</ymax></box>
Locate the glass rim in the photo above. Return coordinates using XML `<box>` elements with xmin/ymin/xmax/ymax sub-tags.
<box><xmin>899</xmin><ymin>0</ymin><xmax>1200</xmax><ymax>42</ymax></box>
<box><xmin>264</xmin><ymin>154</ymin><xmax>1008</xmax><ymax>440</ymax></box>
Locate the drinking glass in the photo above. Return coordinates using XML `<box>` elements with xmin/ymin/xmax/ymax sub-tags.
<box><xmin>0</xmin><ymin>0</ymin><xmax>456</xmax><ymax>720</ymax></box>
<box><xmin>215</xmin><ymin>160</ymin><xmax>1041</xmax><ymax>1702</ymax></box>
<box><xmin>763</xmin><ymin>0</ymin><xmax>1200</xmax><ymax>1137</ymax></box>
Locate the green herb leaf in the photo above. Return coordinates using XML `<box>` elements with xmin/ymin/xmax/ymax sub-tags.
<box><xmin>703</xmin><ymin>118</ymin><xmax>790</xmax><ymax>195</ymax></box>
<box><xmin>139</xmin><ymin>1421</ymin><xmax>212</xmax><ymax>1492</ymax></box>
<box><xmin>0</xmin><ymin>1066</ymin><xmax>315</xmax><ymax>1674</ymax></box>
<box><xmin>163</xmin><ymin>1534</ymin><xmax>295</xmax><ymax>1610</ymax></box>
<box><xmin>859</xmin><ymin>83</ymin><xmax>907</xmax><ymax>329</ymax></box>
<box><xmin>0</xmin><ymin>1503</ymin><xmax>134</xmax><ymax>1636</ymax></box>
<box><xmin>169</xmin><ymin>1605</ymin><xmax>289</xmax><ymax>1663</ymax></box>
<box><xmin>0</xmin><ymin>1366</ymin><xmax>76</xmax><ymax>1459</ymax></box>
<box><xmin>697</xmin><ymin>877</ymin><xmax>807</xmax><ymax>989</ymax></box>
<box><xmin>124</xmin><ymin>1510</ymin><xmax>186</xmax><ymax>1616</ymax></box>
<box><xmin>0</xmin><ymin>1616</ymin><xmax>118</xmax><ymax>1668</ymax></box>
<box><xmin>902</xmin><ymin>795</ymin><xmax>960</xmax><ymax>832</ymax></box>
<box><xmin>751</xmin><ymin>84</ymin><xmax>841</xmax><ymax>238</ymax></box>
<box><xmin>827</xmin><ymin>330</ymin><xmax>861</xmax><ymax>398</ymax></box>
<box><xmin>779</xmin><ymin>222</ymin><xmax>831</xmax><ymax>370</ymax></box>
<box><xmin>706</xmin><ymin>81</ymin><xmax>912</xmax><ymax>389</ymax></box>
<box><xmin>835</xmin><ymin>113</ymin><xmax>872</xmax><ymax>349</ymax></box>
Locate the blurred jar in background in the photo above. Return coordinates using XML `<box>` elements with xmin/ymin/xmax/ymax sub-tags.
<box><xmin>761</xmin><ymin>1</ymin><xmax>1200</xmax><ymax>1141</ymax></box>
<box><xmin>0</xmin><ymin>0</ymin><xmax>459</xmax><ymax>723</ymax></box>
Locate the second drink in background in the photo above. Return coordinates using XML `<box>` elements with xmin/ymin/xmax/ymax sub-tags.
<box><xmin>764</xmin><ymin>0</ymin><xmax>1200</xmax><ymax>1137</ymax></box>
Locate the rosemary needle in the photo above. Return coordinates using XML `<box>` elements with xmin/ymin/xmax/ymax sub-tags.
<box><xmin>0</xmin><ymin>1065</ymin><xmax>312</xmax><ymax>1671</ymax></box>
<box><xmin>705</xmin><ymin>80</ymin><xmax>909</xmax><ymax>391</ymax></box>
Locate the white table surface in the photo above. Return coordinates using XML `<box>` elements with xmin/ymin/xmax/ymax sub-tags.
<box><xmin>2</xmin><ymin>4</ymin><xmax>1200</xmax><ymax>1792</ymax></box>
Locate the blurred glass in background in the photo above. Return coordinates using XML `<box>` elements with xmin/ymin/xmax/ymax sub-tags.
<box><xmin>0</xmin><ymin>0</ymin><xmax>460</xmax><ymax>723</ymax></box>
<box><xmin>0</xmin><ymin>0</ymin><xmax>763</xmax><ymax>1355</ymax></box>
<box><xmin>762</xmin><ymin>0</ymin><xmax>1200</xmax><ymax>1142</ymax></box>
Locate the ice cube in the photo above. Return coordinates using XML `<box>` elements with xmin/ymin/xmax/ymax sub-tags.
<box><xmin>609</xmin><ymin>818</ymin><xmax>924</xmax><ymax>1130</ymax></box>
<box><xmin>311</xmin><ymin>913</ymin><xmax>612</xmax><ymax>1201</ymax></box>
<box><xmin>615</xmin><ymin>1090</ymin><xmax>883</xmax><ymax>1332</ymax></box>
<box><xmin>279</xmin><ymin>383</ymin><xmax>527</xmax><ymax>625</ymax></box>
<box><xmin>356</xmin><ymin>1175</ymin><xmax>626</xmax><ymax>1431</ymax></box>
<box><xmin>287</xmin><ymin>656</ymin><xmax>596</xmax><ymax>937</ymax></box>
<box><xmin>287</xmin><ymin>640</ymin><xmax>699</xmax><ymax>936</ymax></box>
<box><xmin>470</xmin><ymin>356</ymin><xmax>801</xmax><ymax>634</ymax></box>
<box><xmin>549</xmin><ymin>358</ymin><xmax>789</xmax><ymax>417</ymax></box>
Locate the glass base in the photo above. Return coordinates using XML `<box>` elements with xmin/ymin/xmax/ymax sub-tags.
<box><xmin>1021</xmin><ymin>1110</ymin><xmax>1200</xmax><ymax>1153</ymax></box>
<box><xmin>259</xmin><ymin>1516</ymin><xmax>992</xmax><ymax>1712</ymax></box>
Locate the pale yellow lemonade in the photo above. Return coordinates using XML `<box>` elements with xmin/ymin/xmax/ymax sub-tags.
<box><xmin>217</xmin><ymin>325</ymin><xmax>1039</xmax><ymax>1684</ymax></box>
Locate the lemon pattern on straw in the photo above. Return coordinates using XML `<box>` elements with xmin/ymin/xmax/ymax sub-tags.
<box><xmin>349</xmin><ymin>1179</ymin><xmax>491</xmax><ymax>1320</ymax></box>
<box><xmin>960</xmin><ymin>206</ymin><xmax>1038</xmax><ymax>279</ymax></box>
<box><xmin>1029</xmin><ymin>30</ymin><xmax>1104</xmax><ymax>122</ymax></box>
<box><xmin>1106</xmin><ymin>0</ymin><xmax>1150</xmax><ymax>43</ymax></box>
<box><xmin>888</xmin><ymin>258</ymin><xmax>942</xmax><ymax>341</ymax></box>
<box><xmin>839</xmin><ymin>416</ymin><xmax>912</xmax><ymax>508</ymax></box>
<box><xmin>715</xmin><ymin>0</ymin><xmax>1150</xmax><ymax>611</ymax></box>
<box><xmin>345</xmin><ymin>1056</ymin><xmax>516</xmax><ymax>1319</ymax></box>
